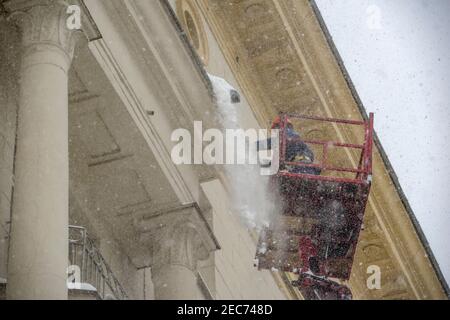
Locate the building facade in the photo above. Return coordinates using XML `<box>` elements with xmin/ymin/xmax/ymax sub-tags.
<box><xmin>0</xmin><ymin>0</ymin><xmax>447</xmax><ymax>300</ymax></box>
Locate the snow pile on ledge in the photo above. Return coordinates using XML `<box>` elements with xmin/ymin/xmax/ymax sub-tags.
<box><xmin>208</xmin><ymin>73</ymin><xmax>239</xmax><ymax>128</ymax></box>
<box><xmin>208</xmin><ymin>73</ymin><xmax>277</xmax><ymax>230</ymax></box>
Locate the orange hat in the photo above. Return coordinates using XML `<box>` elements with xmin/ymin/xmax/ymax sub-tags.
<box><xmin>271</xmin><ymin>116</ymin><xmax>292</xmax><ymax>129</ymax></box>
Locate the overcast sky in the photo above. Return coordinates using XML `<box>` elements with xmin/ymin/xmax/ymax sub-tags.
<box><xmin>315</xmin><ymin>0</ymin><xmax>450</xmax><ymax>284</ymax></box>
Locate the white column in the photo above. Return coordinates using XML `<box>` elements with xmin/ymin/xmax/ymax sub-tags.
<box><xmin>138</xmin><ymin>205</ymin><xmax>218</xmax><ymax>300</ymax></box>
<box><xmin>151</xmin><ymin>224</ymin><xmax>209</xmax><ymax>300</ymax></box>
<box><xmin>5</xmin><ymin>0</ymin><xmax>79</xmax><ymax>300</ymax></box>
<box><xmin>152</xmin><ymin>265</ymin><xmax>204</xmax><ymax>300</ymax></box>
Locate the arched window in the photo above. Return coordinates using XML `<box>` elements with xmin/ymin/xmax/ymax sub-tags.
<box><xmin>177</xmin><ymin>0</ymin><xmax>209</xmax><ymax>65</ymax></box>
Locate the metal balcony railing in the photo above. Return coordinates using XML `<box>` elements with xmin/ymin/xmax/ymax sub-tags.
<box><xmin>68</xmin><ymin>226</ymin><xmax>128</xmax><ymax>300</ymax></box>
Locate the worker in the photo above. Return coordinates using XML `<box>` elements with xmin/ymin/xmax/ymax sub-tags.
<box><xmin>258</xmin><ymin>116</ymin><xmax>321</xmax><ymax>175</ymax></box>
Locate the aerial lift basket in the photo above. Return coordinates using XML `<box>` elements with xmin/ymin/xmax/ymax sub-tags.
<box><xmin>255</xmin><ymin>113</ymin><xmax>374</xmax><ymax>299</ymax></box>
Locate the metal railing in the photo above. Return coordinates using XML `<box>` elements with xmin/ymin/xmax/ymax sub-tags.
<box><xmin>68</xmin><ymin>226</ymin><xmax>128</xmax><ymax>300</ymax></box>
<box><xmin>279</xmin><ymin>113</ymin><xmax>374</xmax><ymax>184</ymax></box>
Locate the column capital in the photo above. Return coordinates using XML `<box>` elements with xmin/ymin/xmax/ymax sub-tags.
<box><xmin>137</xmin><ymin>204</ymin><xmax>219</xmax><ymax>272</ymax></box>
<box><xmin>5</xmin><ymin>0</ymin><xmax>83</xmax><ymax>70</ymax></box>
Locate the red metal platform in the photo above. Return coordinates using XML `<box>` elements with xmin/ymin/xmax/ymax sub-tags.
<box><xmin>255</xmin><ymin>113</ymin><xmax>374</xmax><ymax>295</ymax></box>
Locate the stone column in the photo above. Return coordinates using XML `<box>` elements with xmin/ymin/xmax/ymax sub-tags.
<box><xmin>5</xmin><ymin>0</ymin><xmax>80</xmax><ymax>299</ymax></box>
<box><xmin>138</xmin><ymin>205</ymin><xmax>218</xmax><ymax>300</ymax></box>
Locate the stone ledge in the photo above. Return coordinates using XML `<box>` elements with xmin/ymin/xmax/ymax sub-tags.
<box><xmin>68</xmin><ymin>288</ymin><xmax>100</xmax><ymax>300</ymax></box>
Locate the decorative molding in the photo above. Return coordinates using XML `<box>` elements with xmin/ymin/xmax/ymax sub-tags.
<box><xmin>5</xmin><ymin>0</ymin><xmax>82</xmax><ymax>69</ymax></box>
<box><xmin>0</xmin><ymin>1</ymin><xmax>7</xmax><ymax>17</ymax></box>
<box><xmin>176</xmin><ymin>0</ymin><xmax>209</xmax><ymax>65</ymax></box>
<box><xmin>83</xmin><ymin>0</ymin><xmax>224</xmax><ymax>204</ymax></box>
